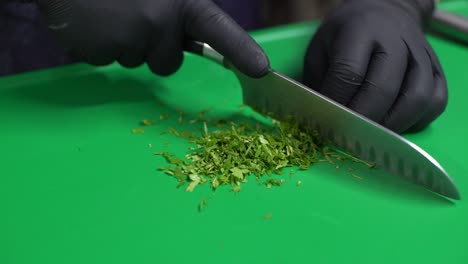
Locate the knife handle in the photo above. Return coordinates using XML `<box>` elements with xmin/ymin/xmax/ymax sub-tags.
<box><xmin>429</xmin><ymin>10</ymin><xmax>468</xmax><ymax>44</ymax></box>
<box><xmin>183</xmin><ymin>40</ymin><xmax>227</xmax><ymax>67</ymax></box>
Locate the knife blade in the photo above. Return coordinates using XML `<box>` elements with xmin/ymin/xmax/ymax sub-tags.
<box><xmin>184</xmin><ymin>41</ymin><xmax>461</xmax><ymax>200</ymax></box>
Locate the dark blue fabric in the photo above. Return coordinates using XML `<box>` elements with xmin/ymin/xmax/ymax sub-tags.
<box><xmin>214</xmin><ymin>0</ymin><xmax>263</xmax><ymax>30</ymax></box>
<box><xmin>0</xmin><ymin>1</ymin><xmax>262</xmax><ymax>77</ymax></box>
<box><xmin>0</xmin><ymin>2</ymin><xmax>76</xmax><ymax>76</ymax></box>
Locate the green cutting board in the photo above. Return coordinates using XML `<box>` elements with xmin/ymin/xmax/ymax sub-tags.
<box><xmin>1</xmin><ymin>2</ymin><xmax>468</xmax><ymax>263</ymax></box>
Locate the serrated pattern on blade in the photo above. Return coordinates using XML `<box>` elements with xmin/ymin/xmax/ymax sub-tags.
<box><xmin>236</xmin><ymin>69</ymin><xmax>460</xmax><ymax>200</ymax></box>
<box><xmin>303</xmin><ymin>114</ymin><xmax>454</xmax><ymax>198</ymax></box>
<box><xmin>330</xmin><ymin>135</ymin><xmax>455</xmax><ymax>199</ymax></box>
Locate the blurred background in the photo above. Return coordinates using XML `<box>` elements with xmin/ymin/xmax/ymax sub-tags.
<box><xmin>216</xmin><ymin>0</ymin><xmax>341</xmax><ymax>30</ymax></box>
<box><xmin>0</xmin><ymin>0</ymin><xmax>341</xmax><ymax>77</ymax></box>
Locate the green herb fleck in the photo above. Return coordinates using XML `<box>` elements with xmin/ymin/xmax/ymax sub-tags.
<box><xmin>198</xmin><ymin>198</ymin><xmax>209</xmax><ymax>212</ymax></box>
<box><xmin>177</xmin><ymin>110</ymin><xmax>184</xmax><ymax>124</ymax></box>
<box><xmin>140</xmin><ymin>119</ymin><xmax>155</xmax><ymax>126</ymax></box>
<box><xmin>160</xmin><ymin>113</ymin><xmax>169</xmax><ymax>120</ymax></box>
<box><xmin>154</xmin><ymin>113</ymin><xmax>371</xmax><ymax>193</ymax></box>
<box><xmin>352</xmin><ymin>174</ymin><xmax>364</xmax><ymax>180</ymax></box>
<box><xmin>132</xmin><ymin>128</ymin><xmax>145</xmax><ymax>134</ymax></box>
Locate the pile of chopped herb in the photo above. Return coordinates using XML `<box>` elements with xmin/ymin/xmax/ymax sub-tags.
<box><xmin>154</xmin><ymin>114</ymin><xmax>366</xmax><ymax>193</ymax></box>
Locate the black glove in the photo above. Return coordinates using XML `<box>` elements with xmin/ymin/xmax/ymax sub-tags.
<box><xmin>36</xmin><ymin>0</ymin><xmax>269</xmax><ymax>78</ymax></box>
<box><xmin>303</xmin><ymin>0</ymin><xmax>447</xmax><ymax>133</ymax></box>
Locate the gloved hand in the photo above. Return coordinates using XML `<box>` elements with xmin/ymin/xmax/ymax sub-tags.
<box><xmin>36</xmin><ymin>0</ymin><xmax>269</xmax><ymax>77</ymax></box>
<box><xmin>303</xmin><ymin>0</ymin><xmax>447</xmax><ymax>133</ymax></box>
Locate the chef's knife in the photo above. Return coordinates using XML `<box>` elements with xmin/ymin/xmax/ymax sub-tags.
<box><xmin>430</xmin><ymin>10</ymin><xmax>468</xmax><ymax>45</ymax></box>
<box><xmin>185</xmin><ymin>40</ymin><xmax>461</xmax><ymax>200</ymax></box>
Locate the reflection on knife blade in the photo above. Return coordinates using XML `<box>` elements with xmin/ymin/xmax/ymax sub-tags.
<box><xmin>186</xmin><ymin>41</ymin><xmax>461</xmax><ymax>200</ymax></box>
<box><xmin>236</xmin><ymin>69</ymin><xmax>460</xmax><ymax>200</ymax></box>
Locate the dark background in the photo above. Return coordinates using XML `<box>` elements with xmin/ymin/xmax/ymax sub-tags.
<box><xmin>0</xmin><ymin>0</ymin><xmax>340</xmax><ymax>77</ymax></box>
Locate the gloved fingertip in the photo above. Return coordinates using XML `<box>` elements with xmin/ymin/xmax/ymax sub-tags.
<box><xmin>245</xmin><ymin>51</ymin><xmax>270</xmax><ymax>78</ymax></box>
<box><xmin>118</xmin><ymin>51</ymin><xmax>145</xmax><ymax>69</ymax></box>
<box><xmin>146</xmin><ymin>45</ymin><xmax>184</xmax><ymax>76</ymax></box>
<box><xmin>404</xmin><ymin>123</ymin><xmax>429</xmax><ymax>134</ymax></box>
<box><xmin>382</xmin><ymin>120</ymin><xmax>409</xmax><ymax>135</ymax></box>
<box><xmin>184</xmin><ymin>0</ymin><xmax>269</xmax><ymax>78</ymax></box>
<box><xmin>147</xmin><ymin>62</ymin><xmax>182</xmax><ymax>77</ymax></box>
<box><xmin>147</xmin><ymin>58</ymin><xmax>184</xmax><ymax>77</ymax></box>
<box><xmin>232</xmin><ymin>47</ymin><xmax>270</xmax><ymax>78</ymax></box>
